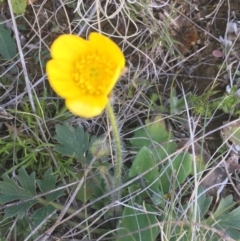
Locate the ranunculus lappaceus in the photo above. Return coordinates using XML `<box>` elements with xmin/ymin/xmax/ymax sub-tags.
<box><xmin>46</xmin><ymin>32</ymin><xmax>125</xmax><ymax>118</ymax></box>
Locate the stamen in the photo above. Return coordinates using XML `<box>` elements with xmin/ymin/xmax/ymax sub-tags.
<box><xmin>73</xmin><ymin>52</ymin><xmax>115</xmax><ymax>96</ymax></box>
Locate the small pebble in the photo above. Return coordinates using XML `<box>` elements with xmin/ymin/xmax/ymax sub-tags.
<box><xmin>212</xmin><ymin>50</ymin><xmax>224</xmax><ymax>58</ymax></box>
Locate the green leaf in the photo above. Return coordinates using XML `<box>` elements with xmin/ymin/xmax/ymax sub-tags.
<box><xmin>0</xmin><ymin>23</ymin><xmax>17</xmax><ymax>59</ymax></box>
<box><xmin>17</xmin><ymin>167</ymin><xmax>36</xmax><ymax>196</ymax></box>
<box><xmin>0</xmin><ymin>178</ymin><xmax>25</xmax><ymax>203</ymax></box>
<box><xmin>0</xmin><ymin>168</ymin><xmax>36</xmax><ymax>204</ymax></box>
<box><xmin>54</xmin><ymin>123</ymin><xmax>89</xmax><ymax>162</ymax></box>
<box><xmin>31</xmin><ymin>205</ymin><xmax>57</xmax><ymax>226</ymax></box>
<box><xmin>207</xmin><ymin>195</ymin><xmax>240</xmax><ymax>240</ymax></box>
<box><xmin>189</xmin><ymin>154</ymin><xmax>206</xmax><ymax>175</ymax></box>
<box><xmin>210</xmin><ymin>195</ymin><xmax>234</xmax><ymax>218</ymax></box>
<box><xmin>91</xmin><ymin>184</ymin><xmax>108</xmax><ymax>210</ymax></box>
<box><xmin>130</xmin><ymin>116</ymin><xmax>177</xmax><ymax>162</ymax></box>
<box><xmin>75</xmin><ymin>171</ymin><xmax>103</xmax><ymax>204</ymax></box>
<box><xmin>117</xmin><ymin>203</ymin><xmax>159</xmax><ymax>241</ymax></box>
<box><xmin>152</xmin><ymin>142</ymin><xmax>177</xmax><ymax>162</ymax></box>
<box><xmin>10</xmin><ymin>0</ymin><xmax>26</xmax><ymax>14</ymax></box>
<box><xmin>196</xmin><ymin>186</ymin><xmax>212</xmax><ymax>219</ymax></box>
<box><xmin>37</xmin><ymin>168</ymin><xmax>64</xmax><ymax>201</ymax></box>
<box><xmin>4</xmin><ymin>200</ymin><xmax>37</xmax><ymax>219</ymax></box>
<box><xmin>159</xmin><ymin>152</ymin><xmax>192</xmax><ymax>194</ymax></box>
<box><xmin>130</xmin><ymin>116</ymin><xmax>172</xmax><ymax>149</ymax></box>
<box><xmin>0</xmin><ymin>168</ymin><xmax>63</xmax><ymax>224</ymax></box>
<box><xmin>129</xmin><ymin>147</ymin><xmax>160</xmax><ymax>199</ymax></box>
<box><xmin>0</xmin><ymin>167</ymin><xmax>38</xmax><ymax>219</ymax></box>
<box><xmin>217</xmin><ymin>206</ymin><xmax>240</xmax><ymax>229</ymax></box>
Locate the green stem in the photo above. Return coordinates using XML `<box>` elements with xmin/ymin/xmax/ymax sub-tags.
<box><xmin>106</xmin><ymin>101</ymin><xmax>122</xmax><ymax>202</ymax></box>
<box><xmin>83</xmin><ymin>163</ymin><xmax>91</xmax><ymax>239</ymax></box>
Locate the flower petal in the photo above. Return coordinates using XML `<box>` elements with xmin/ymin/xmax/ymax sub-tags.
<box><xmin>104</xmin><ymin>65</ymin><xmax>124</xmax><ymax>95</ymax></box>
<box><xmin>65</xmin><ymin>96</ymin><xmax>108</xmax><ymax>118</ymax></box>
<box><xmin>46</xmin><ymin>60</ymin><xmax>81</xmax><ymax>98</ymax></box>
<box><xmin>50</xmin><ymin>35</ymin><xmax>89</xmax><ymax>62</ymax></box>
<box><xmin>88</xmin><ymin>32</ymin><xmax>125</xmax><ymax>95</ymax></box>
<box><xmin>89</xmin><ymin>32</ymin><xmax>125</xmax><ymax>68</ymax></box>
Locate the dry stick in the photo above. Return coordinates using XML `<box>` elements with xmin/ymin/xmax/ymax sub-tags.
<box><xmin>96</xmin><ymin>0</ymin><xmax>101</xmax><ymax>32</ymax></box>
<box><xmin>181</xmin><ymin>86</ymin><xmax>199</xmax><ymax>241</ymax></box>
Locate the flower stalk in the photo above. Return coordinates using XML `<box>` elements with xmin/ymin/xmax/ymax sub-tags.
<box><xmin>106</xmin><ymin>101</ymin><xmax>122</xmax><ymax>202</ymax></box>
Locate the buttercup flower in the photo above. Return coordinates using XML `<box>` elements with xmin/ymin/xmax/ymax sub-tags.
<box><xmin>46</xmin><ymin>32</ymin><xmax>125</xmax><ymax>118</ymax></box>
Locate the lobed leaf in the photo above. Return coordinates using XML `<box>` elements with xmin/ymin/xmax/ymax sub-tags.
<box><xmin>54</xmin><ymin>123</ymin><xmax>89</xmax><ymax>162</ymax></box>
<box><xmin>31</xmin><ymin>205</ymin><xmax>57</xmax><ymax>226</ymax></box>
<box><xmin>4</xmin><ymin>200</ymin><xmax>37</xmax><ymax>220</ymax></box>
<box><xmin>37</xmin><ymin>168</ymin><xmax>64</xmax><ymax>201</ymax></box>
<box><xmin>17</xmin><ymin>167</ymin><xmax>36</xmax><ymax>196</ymax></box>
<box><xmin>0</xmin><ymin>168</ymin><xmax>64</xmax><ymax>225</ymax></box>
<box><xmin>0</xmin><ymin>167</ymin><xmax>36</xmax><ymax>204</ymax></box>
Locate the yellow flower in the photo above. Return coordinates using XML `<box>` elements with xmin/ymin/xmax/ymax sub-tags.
<box><xmin>46</xmin><ymin>32</ymin><xmax>125</xmax><ymax>118</ymax></box>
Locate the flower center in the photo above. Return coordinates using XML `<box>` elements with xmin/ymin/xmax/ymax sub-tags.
<box><xmin>73</xmin><ymin>52</ymin><xmax>116</xmax><ymax>96</ymax></box>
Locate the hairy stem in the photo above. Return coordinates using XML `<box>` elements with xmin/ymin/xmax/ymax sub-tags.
<box><xmin>106</xmin><ymin>101</ymin><xmax>122</xmax><ymax>203</ymax></box>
